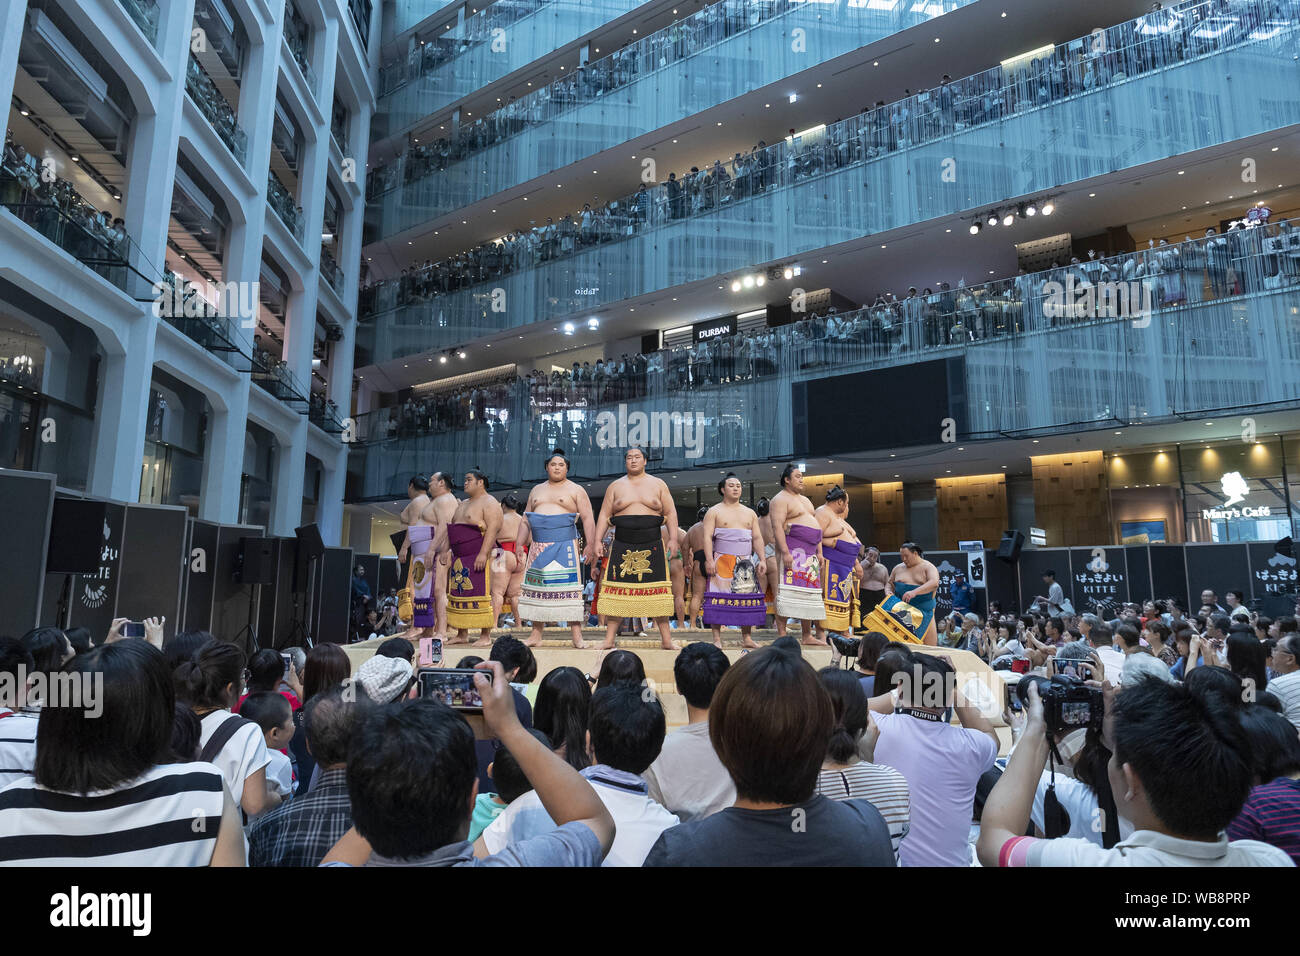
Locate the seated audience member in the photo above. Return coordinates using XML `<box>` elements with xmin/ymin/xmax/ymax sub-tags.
<box><xmin>374</xmin><ymin>637</ymin><xmax>415</xmax><ymax>665</ymax></box>
<box><xmin>237</xmin><ymin>648</ymin><xmax>303</xmax><ymax>712</ymax></box>
<box><xmin>1228</xmin><ymin>706</ymin><xmax>1300</xmax><ymax>863</ymax></box>
<box><xmin>471</xmin><ymin>729</ymin><xmax>553</xmax><ymax>842</ymax></box>
<box><xmin>643</xmin><ymin>648</ymin><xmax>895</xmax><ymax>866</ymax></box>
<box><xmin>64</xmin><ymin>626</ymin><xmax>93</xmax><ymax>656</ymax></box>
<box><xmin>482</xmin><ymin>681</ymin><xmax>676</xmax><ymax>866</ymax></box>
<box><xmin>856</xmin><ymin>632</ymin><xmax>891</xmax><ymax>695</ymax></box>
<box><xmin>533</xmin><ymin>666</ymin><xmax>592</xmax><ymax>772</ymax></box>
<box><xmin>1227</xmin><ymin>632</ymin><xmax>1270</xmax><ymax>698</ymax></box>
<box><xmin>291</xmin><ymin>643</ymin><xmax>352</xmax><ymax>793</ymax></box>
<box><xmin>178</xmin><ymin>641</ymin><xmax>279</xmax><ymax>817</ymax></box>
<box><xmin>978</xmin><ymin>678</ymin><xmax>1293</xmax><ymax>866</ymax></box>
<box><xmin>0</xmin><ymin>640</ymin><xmax>244</xmax><ymax>865</ymax></box>
<box><xmin>249</xmin><ymin>686</ymin><xmax>367</xmax><ymax>867</ymax></box>
<box><xmin>355</xmin><ymin>654</ymin><xmax>414</xmax><ymax>705</ymax></box>
<box><xmin>644</xmin><ymin>643</ymin><xmax>736</xmax><ymax>821</ymax></box>
<box><xmin>1087</xmin><ymin>623</ymin><xmax>1125</xmax><ymax>682</ymax></box>
<box><xmin>165</xmin><ymin>630</ymin><xmax>213</xmax><ymax>682</ymax></box>
<box><xmin>456</xmin><ymin>655</ymin><xmax>485</xmax><ymax>669</ymax></box>
<box><xmin>0</xmin><ymin>637</ymin><xmax>39</xmax><ymax>788</ymax></box>
<box><xmin>240</xmin><ymin>692</ymin><xmax>297</xmax><ymax>801</ymax></box>
<box><xmin>322</xmin><ymin>661</ymin><xmax>615</xmax><ymax>866</ymax></box>
<box><xmin>816</xmin><ymin>668</ymin><xmax>911</xmax><ymax>860</ymax></box>
<box><xmin>474</xmin><ymin>637</ymin><xmax>537</xmax><ymax>791</ymax></box>
<box><xmin>871</xmin><ymin>654</ymin><xmax>1000</xmax><ymax>866</ymax></box>
<box><xmin>18</xmin><ymin>627</ymin><xmax>74</xmax><ymax>709</ymax></box>
<box><xmin>1117</xmin><ymin>623</ymin><xmax>1174</xmax><ymax>685</ymax></box>
<box><xmin>1269</xmin><ymin>634</ymin><xmax>1300</xmax><ymax>731</ymax></box>
<box><xmin>596</xmin><ymin>649</ymin><xmax>646</xmax><ymax>689</ymax></box>
<box><xmin>171</xmin><ymin>702</ymin><xmax>202</xmax><ymax>761</ymax></box>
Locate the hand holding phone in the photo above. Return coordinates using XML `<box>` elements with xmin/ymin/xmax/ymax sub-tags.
<box><xmin>418</xmin><ymin>637</ymin><xmax>443</xmax><ymax>667</ymax></box>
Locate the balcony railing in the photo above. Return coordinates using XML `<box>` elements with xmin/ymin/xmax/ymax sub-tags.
<box><xmin>284</xmin><ymin>17</ymin><xmax>319</xmax><ymax>97</ymax></box>
<box><xmin>154</xmin><ymin>272</ymin><xmax>257</xmax><ymax>372</ymax></box>
<box><xmin>392</xmin><ymin>0</ymin><xmax>461</xmax><ymax>38</ymax></box>
<box><xmin>117</xmin><ymin>0</ymin><xmax>159</xmax><ymax>44</ymax></box>
<box><xmin>186</xmin><ymin>55</ymin><xmax>248</xmax><ymax>165</ymax></box>
<box><xmin>252</xmin><ymin>349</ymin><xmax>312</xmax><ymax>409</ymax></box>
<box><xmin>348</xmin><ymin>0</ymin><xmax>372</xmax><ymax>50</ymax></box>
<box><xmin>365</xmin><ymin>0</ymin><xmax>974</xmax><ymax>224</ymax></box>
<box><xmin>1</xmin><ymin>168</ymin><xmax>161</xmax><ymax>301</ymax></box>
<box><xmin>308</xmin><ymin>391</ymin><xmax>346</xmax><ymax>433</ymax></box>
<box><xmin>348</xmin><ymin>217</ymin><xmax>1300</xmax><ymax>498</ymax></box>
<box><xmin>356</xmin><ymin>0</ymin><xmax>1300</xmax><ymax>362</ymax></box>
<box><xmin>267</xmin><ymin>173</ymin><xmax>305</xmax><ymax>241</ymax></box>
<box><xmin>320</xmin><ymin>247</ymin><xmax>344</xmax><ymax>294</ymax></box>
<box><xmin>375</xmin><ymin>0</ymin><xmax>642</xmax><ymax>137</ymax></box>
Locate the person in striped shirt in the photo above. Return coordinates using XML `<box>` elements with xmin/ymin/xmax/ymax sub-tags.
<box><xmin>815</xmin><ymin>667</ymin><xmax>910</xmax><ymax>861</ymax></box>
<box><xmin>1229</xmin><ymin>705</ymin><xmax>1300</xmax><ymax>863</ymax></box>
<box><xmin>0</xmin><ymin>639</ymin><xmax>245</xmax><ymax>866</ymax></box>
<box><xmin>0</xmin><ymin>637</ymin><xmax>39</xmax><ymax>790</ymax></box>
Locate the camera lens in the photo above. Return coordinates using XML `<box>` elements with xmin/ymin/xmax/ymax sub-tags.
<box><xmin>1015</xmin><ymin>674</ymin><xmax>1052</xmax><ymax>707</ymax></box>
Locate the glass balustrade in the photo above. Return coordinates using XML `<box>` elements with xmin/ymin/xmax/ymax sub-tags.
<box><xmin>367</xmin><ymin>0</ymin><xmax>977</xmax><ymax>232</ymax></box>
<box><xmin>356</xmin><ymin>0</ymin><xmax>1300</xmax><ymax>365</ymax></box>
<box><xmin>267</xmin><ymin>174</ymin><xmax>305</xmax><ymax>241</ymax></box>
<box><xmin>186</xmin><ymin>54</ymin><xmax>249</xmax><ymax>165</ymax></box>
<box><xmin>348</xmin><ymin>0</ymin><xmax>372</xmax><ymax>50</ymax></box>
<box><xmin>376</xmin><ymin>0</ymin><xmax>645</xmax><ymax>137</ymax></box>
<box><xmin>117</xmin><ymin>0</ymin><xmax>160</xmax><ymax>45</ymax></box>
<box><xmin>348</xmin><ymin>217</ymin><xmax>1300</xmax><ymax>499</ymax></box>
<box><xmin>392</xmin><ymin>0</ymin><xmax>466</xmax><ymax>38</ymax></box>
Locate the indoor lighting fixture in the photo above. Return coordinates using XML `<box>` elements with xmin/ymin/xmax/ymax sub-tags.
<box><xmin>731</xmin><ymin>280</ymin><xmax>742</xmax><ymax>292</ymax></box>
<box><xmin>563</xmin><ymin>322</ymin><xmax>575</xmax><ymax>335</ymax></box>
<box><xmin>969</xmin><ymin>222</ymin><xmax>980</xmax><ymax>235</ymax></box>
<box><xmin>987</xmin><ymin>213</ymin><xmax>999</xmax><ymax>226</ymax></box>
<box><xmin>743</xmin><ymin>275</ymin><xmax>755</xmax><ymax>288</ymax></box>
<box><xmin>1003</xmin><ymin>212</ymin><xmax>1014</xmax><ymax>226</ymax></box>
<box><xmin>439</xmin><ymin>355</ymin><xmax>447</xmax><ymax>364</ymax></box>
<box><xmin>458</xmin><ymin>350</ymin><xmax>466</xmax><ymax>359</ymax></box>
<box><xmin>783</xmin><ymin>267</ymin><xmax>794</xmax><ymax>279</ymax></box>
<box><xmin>587</xmin><ymin>317</ymin><xmax>600</xmax><ymax>330</ymax></box>
<box><xmin>1041</xmin><ymin>201</ymin><xmax>1055</xmax><ymax>215</ymax></box>
<box><xmin>755</xmin><ymin>276</ymin><xmax>765</xmax><ymax>286</ymax></box>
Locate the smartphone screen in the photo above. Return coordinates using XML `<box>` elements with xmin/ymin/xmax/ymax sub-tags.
<box><xmin>417</xmin><ymin>668</ymin><xmax>488</xmax><ymax>711</ymax></box>
<box><xmin>281</xmin><ymin>652</ymin><xmax>292</xmax><ymax>678</ymax></box>
<box><xmin>123</xmin><ymin>621</ymin><xmax>146</xmax><ymax>639</ymax></box>
<box><xmin>418</xmin><ymin>637</ymin><xmax>443</xmax><ymax>667</ymax></box>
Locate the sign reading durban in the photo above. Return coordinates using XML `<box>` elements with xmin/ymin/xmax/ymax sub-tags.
<box><xmin>594</xmin><ymin>404</ymin><xmax>706</xmax><ymax>459</ymax></box>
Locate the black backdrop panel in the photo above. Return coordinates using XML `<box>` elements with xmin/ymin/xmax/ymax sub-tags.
<box><xmin>378</xmin><ymin>556</ymin><xmax>401</xmax><ymax>596</ymax></box>
<box><xmin>0</xmin><ymin>471</ymin><xmax>56</xmax><ymax>634</ymax></box>
<box><xmin>981</xmin><ymin>549</ymin><xmax>1018</xmax><ymax>616</ymax></box>
<box><xmin>1183</xmin><ymin>544</ymin><xmax>1251</xmax><ymax>614</ymax></box>
<box><xmin>259</xmin><ymin>537</ymin><xmax>301</xmax><ymax>649</ymax></box>
<box><xmin>59</xmin><ymin>499</ymin><xmax>126</xmax><ymax>638</ymax></box>
<box><xmin>1015</xmin><ymin>548</ymin><xmax>1071</xmax><ymax>613</ymax></box>
<box><xmin>312</xmin><ymin>546</ymin><xmax>354</xmax><ymax>645</ymax></box>
<box><xmin>1067</xmin><ymin>546</ymin><xmax>1130</xmax><ymax>615</ymax></box>
<box><xmin>118</xmin><ymin>503</ymin><xmax>189</xmax><ymax>628</ymax></box>
<box><xmin>184</xmin><ymin>520</ymin><xmax>220</xmax><ymax>632</ymax></box>
<box><xmin>212</xmin><ymin>525</ymin><xmax>260</xmax><ymax>642</ymax></box>
<box><xmin>1148</xmin><ymin>544</ymin><xmax>1189</xmax><ymax>609</ymax></box>
<box><xmin>1246</xmin><ymin>542</ymin><xmax>1300</xmax><ymax>599</ymax></box>
<box><xmin>1123</xmin><ymin>546</ymin><xmax>1152</xmax><ymax>608</ymax></box>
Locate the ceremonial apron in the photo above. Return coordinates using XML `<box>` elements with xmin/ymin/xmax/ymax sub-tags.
<box><xmin>776</xmin><ymin>523</ymin><xmax>825</xmax><ymax>621</ymax></box>
<box><xmin>407</xmin><ymin>526</ymin><xmax>436</xmax><ymax>628</ymax></box>
<box><xmin>446</xmin><ymin>523</ymin><xmax>493</xmax><ymax>630</ymax></box>
<box><xmin>819</xmin><ymin>538</ymin><xmax>859</xmax><ymax>632</ymax></box>
<box><xmin>517</xmin><ymin>512</ymin><xmax>584</xmax><ymax>623</ymax></box>
<box><xmin>701</xmin><ymin>527</ymin><xmax>767</xmax><ymax>628</ymax></box>
<box><xmin>597</xmin><ymin>515</ymin><xmax>673</xmax><ymax>618</ymax></box>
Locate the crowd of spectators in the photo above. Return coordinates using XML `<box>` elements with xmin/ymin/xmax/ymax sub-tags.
<box><xmin>2</xmin><ymin>134</ymin><xmax>130</xmax><ymax>279</ymax></box>
<box><xmin>185</xmin><ymin>55</ymin><xmax>246</xmax><ymax>158</ymax></box>
<box><xmin>1</xmin><ymin>596</ymin><xmax>1296</xmax><ymax>868</ymax></box>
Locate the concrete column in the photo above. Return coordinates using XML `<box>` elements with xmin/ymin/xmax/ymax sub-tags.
<box><xmin>0</xmin><ymin>0</ymin><xmax>29</xmax><ymax>115</ymax></box>
<box><xmin>88</xmin><ymin>321</ymin><xmax>156</xmax><ymax>502</ymax></box>
<box><xmin>200</xmin><ymin>382</ymin><xmax>249</xmax><ymax>522</ymax></box>
<box><xmin>316</xmin><ymin>445</ymin><xmax>347</xmax><ymax>544</ymax></box>
<box><xmin>270</xmin><ymin>418</ymin><xmax>309</xmax><ymax>533</ymax></box>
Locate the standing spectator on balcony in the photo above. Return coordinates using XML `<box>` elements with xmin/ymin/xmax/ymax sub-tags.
<box><xmin>666</xmin><ymin>172</ymin><xmax>683</xmax><ymax>220</ymax></box>
<box><xmin>1205</xmin><ymin>227</ymin><xmax>1231</xmax><ymax>297</ymax></box>
<box><xmin>631</xmin><ymin>183</ymin><xmax>650</xmax><ymax>229</ymax></box>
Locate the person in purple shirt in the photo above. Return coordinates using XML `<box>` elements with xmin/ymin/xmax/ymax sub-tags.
<box><xmin>1229</xmin><ymin>706</ymin><xmax>1300</xmax><ymax>863</ymax></box>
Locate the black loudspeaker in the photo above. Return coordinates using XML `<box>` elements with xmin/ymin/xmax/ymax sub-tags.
<box><xmin>295</xmin><ymin>523</ymin><xmax>326</xmax><ymax>560</ymax></box>
<box><xmin>996</xmin><ymin>530</ymin><xmax>1025</xmax><ymax>563</ymax></box>
<box><xmin>237</xmin><ymin>536</ymin><xmax>276</xmax><ymax>584</ymax></box>
<box><xmin>47</xmin><ymin>499</ymin><xmax>108</xmax><ymax>574</ymax></box>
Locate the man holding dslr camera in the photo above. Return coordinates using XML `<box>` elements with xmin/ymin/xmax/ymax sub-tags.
<box><xmin>978</xmin><ymin>676</ymin><xmax>1293</xmax><ymax>866</ymax></box>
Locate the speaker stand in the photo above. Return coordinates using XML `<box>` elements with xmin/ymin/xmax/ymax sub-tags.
<box><xmin>231</xmin><ymin>583</ymin><xmax>262</xmax><ymax>658</ymax></box>
<box><xmin>281</xmin><ymin>554</ymin><xmax>319</xmax><ymax>649</ymax></box>
<box><xmin>56</xmin><ymin>573</ymin><xmax>73</xmax><ymax>630</ymax></box>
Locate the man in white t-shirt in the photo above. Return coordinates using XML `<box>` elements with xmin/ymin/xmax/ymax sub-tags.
<box><xmin>979</xmin><ymin>675</ymin><xmax>1293</xmax><ymax>867</ymax></box>
<box><xmin>1268</xmin><ymin>634</ymin><xmax>1300</xmax><ymax>732</ymax></box>
<box><xmin>1088</xmin><ymin>623</ymin><xmax>1128</xmax><ymax>686</ymax></box>
<box><xmin>480</xmin><ymin>681</ymin><xmax>678</xmax><ymax>866</ymax></box>
<box><xmin>643</xmin><ymin>643</ymin><xmax>736</xmax><ymax>821</ymax></box>
<box><xmin>872</xmin><ymin>654</ymin><xmax>1000</xmax><ymax>867</ymax></box>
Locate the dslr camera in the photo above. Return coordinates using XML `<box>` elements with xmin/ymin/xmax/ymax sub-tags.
<box><xmin>1015</xmin><ymin>673</ymin><xmax>1104</xmax><ymax>737</ymax></box>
